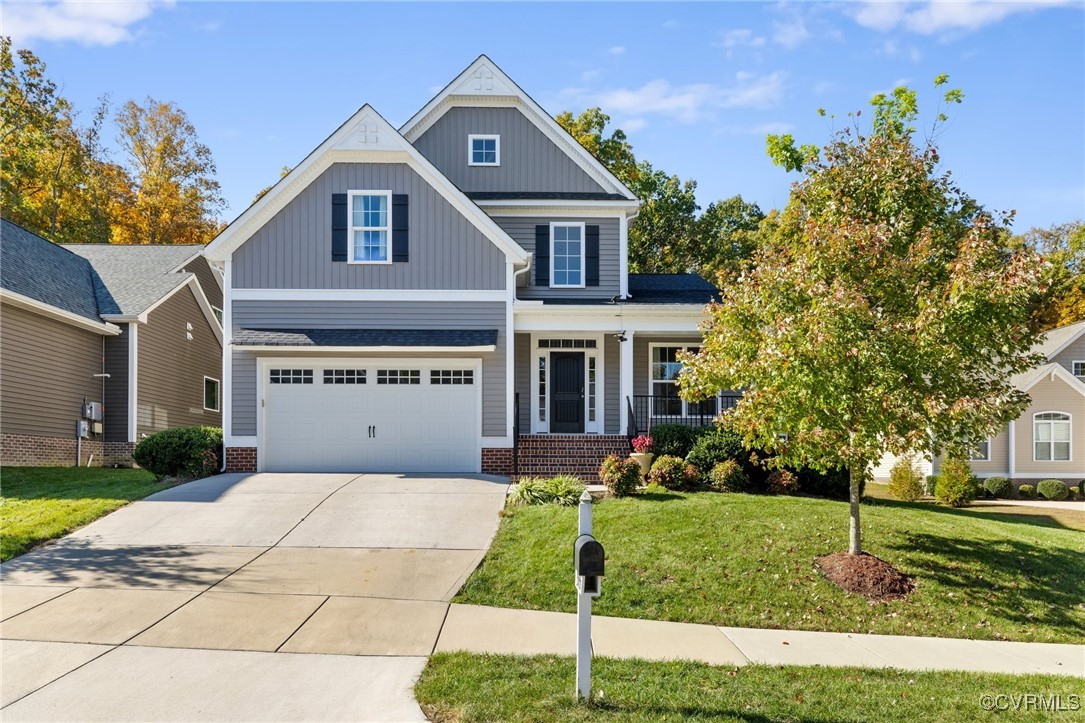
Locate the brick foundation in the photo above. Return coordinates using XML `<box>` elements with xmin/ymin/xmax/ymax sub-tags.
<box><xmin>0</xmin><ymin>434</ymin><xmax>137</xmax><ymax>467</ymax></box>
<box><xmin>481</xmin><ymin>447</ymin><xmax>514</xmax><ymax>477</ymax></box>
<box><xmin>514</xmin><ymin>434</ymin><xmax>631</xmax><ymax>483</ymax></box>
<box><xmin>225</xmin><ymin>447</ymin><xmax>258</xmax><ymax>472</ymax></box>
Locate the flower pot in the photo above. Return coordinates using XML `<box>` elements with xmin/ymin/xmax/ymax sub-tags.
<box><xmin>630</xmin><ymin>452</ymin><xmax>654</xmax><ymax>478</ymax></box>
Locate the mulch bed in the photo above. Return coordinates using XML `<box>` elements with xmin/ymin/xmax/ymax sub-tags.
<box><xmin>815</xmin><ymin>551</ymin><xmax>916</xmax><ymax>601</ymax></box>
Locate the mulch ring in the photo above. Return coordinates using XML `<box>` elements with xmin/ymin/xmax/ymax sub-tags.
<box><xmin>815</xmin><ymin>552</ymin><xmax>916</xmax><ymax>601</ymax></box>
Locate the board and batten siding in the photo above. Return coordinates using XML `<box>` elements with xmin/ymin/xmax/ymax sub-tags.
<box><xmin>136</xmin><ymin>286</ymin><xmax>223</xmax><ymax>437</ymax></box>
<box><xmin>0</xmin><ymin>304</ymin><xmax>104</xmax><ymax>439</ymax></box>
<box><xmin>493</xmin><ymin>216</ymin><xmax>620</xmax><ymax>300</ymax></box>
<box><xmin>514</xmin><ymin>332</ymin><xmax>531</xmax><ymax>432</ymax></box>
<box><xmin>231</xmin><ymin>300</ymin><xmax>507</xmax><ymax>438</ymax></box>
<box><xmin>413</xmin><ymin>107</ymin><xmax>606</xmax><ymax>195</ymax></box>
<box><xmin>232</xmin><ymin>163</ymin><xmax>506</xmax><ymax>291</ymax></box>
<box><xmin>103</xmin><ymin>326</ymin><xmax>130</xmax><ymax>442</ymax></box>
<box><xmin>183</xmin><ymin>256</ymin><xmax>223</xmax><ymax>310</ymax></box>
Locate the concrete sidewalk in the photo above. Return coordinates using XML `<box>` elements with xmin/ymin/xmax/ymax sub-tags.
<box><xmin>435</xmin><ymin>604</ymin><xmax>1085</xmax><ymax>678</ymax></box>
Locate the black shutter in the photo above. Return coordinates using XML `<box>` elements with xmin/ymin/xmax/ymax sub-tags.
<box><xmin>534</xmin><ymin>224</ymin><xmax>550</xmax><ymax>286</ymax></box>
<box><xmin>585</xmin><ymin>225</ymin><xmax>600</xmax><ymax>287</ymax></box>
<box><xmin>331</xmin><ymin>194</ymin><xmax>348</xmax><ymax>262</ymax></box>
<box><xmin>392</xmin><ymin>194</ymin><xmax>409</xmax><ymax>262</ymax></box>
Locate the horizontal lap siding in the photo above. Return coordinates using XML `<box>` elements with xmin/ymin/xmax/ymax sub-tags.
<box><xmin>103</xmin><ymin>327</ymin><xmax>130</xmax><ymax>442</ymax></box>
<box><xmin>231</xmin><ymin>301</ymin><xmax>507</xmax><ymax>437</ymax></box>
<box><xmin>604</xmin><ymin>334</ymin><xmax>621</xmax><ymax>434</ymax></box>
<box><xmin>232</xmin><ymin>163</ymin><xmax>505</xmax><ymax>290</ymax></box>
<box><xmin>137</xmin><ymin>287</ymin><xmax>223</xmax><ymax>437</ymax></box>
<box><xmin>493</xmin><ymin>216</ymin><xmax>620</xmax><ymax>300</ymax></box>
<box><xmin>514</xmin><ymin>333</ymin><xmax>531</xmax><ymax>432</ymax></box>
<box><xmin>1053</xmin><ymin>336</ymin><xmax>1085</xmax><ymax>374</ymax></box>
<box><xmin>413</xmin><ymin>107</ymin><xmax>605</xmax><ymax>194</ymax></box>
<box><xmin>0</xmin><ymin>304</ymin><xmax>104</xmax><ymax>438</ymax></box>
<box><xmin>1014</xmin><ymin>375</ymin><xmax>1084</xmax><ymax>477</ymax></box>
<box><xmin>183</xmin><ymin>257</ymin><xmax>223</xmax><ymax>310</ymax></box>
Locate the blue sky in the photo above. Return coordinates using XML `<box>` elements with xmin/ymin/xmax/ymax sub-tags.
<box><xmin>8</xmin><ymin>1</ymin><xmax>1084</xmax><ymax>232</ymax></box>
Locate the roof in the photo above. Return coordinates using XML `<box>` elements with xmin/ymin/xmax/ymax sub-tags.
<box><xmin>627</xmin><ymin>274</ymin><xmax>721</xmax><ymax>305</ymax></box>
<box><xmin>60</xmin><ymin>244</ymin><xmax>201</xmax><ymax>316</ymax></box>
<box><xmin>232</xmin><ymin>328</ymin><xmax>500</xmax><ymax>348</ymax></box>
<box><xmin>1010</xmin><ymin>362</ymin><xmax>1085</xmax><ymax>396</ymax></box>
<box><xmin>0</xmin><ymin>219</ymin><xmax>103</xmax><ymax>322</ymax></box>
<box><xmin>1033</xmin><ymin>320</ymin><xmax>1085</xmax><ymax>361</ymax></box>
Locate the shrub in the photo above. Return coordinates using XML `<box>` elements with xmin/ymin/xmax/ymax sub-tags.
<box><xmin>794</xmin><ymin>466</ymin><xmax>859</xmax><ymax>501</ymax></box>
<box><xmin>1037</xmin><ymin>479</ymin><xmax>1070</xmax><ymax>501</ymax></box>
<box><xmin>508</xmin><ymin>475</ymin><xmax>585</xmax><ymax>507</ymax></box>
<box><xmin>647</xmin><ymin>455</ymin><xmax>699</xmax><ymax>490</ymax></box>
<box><xmin>1078</xmin><ymin>480</ymin><xmax>1085</xmax><ymax>497</ymax></box>
<box><xmin>133</xmin><ymin>426</ymin><xmax>223</xmax><ymax>479</ymax></box>
<box><xmin>765</xmin><ymin>469</ymin><xmax>799</xmax><ymax>495</ymax></box>
<box><xmin>925</xmin><ymin>475</ymin><xmax>939</xmax><ymax>497</ymax></box>
<box><xmin>708</xmin><ymin>460</ymin><xmax>748</xmax><ymax>492</ymax></box>
<box><xmin>598</xmin><ymin>455</ymin><xmax>641</xmax><ymax>497</ymax></box>
<box><xmin>648</xmin><ymin>424</ymin><xmax>704</xmax><ymax>459</ymax></box>
<box><xmin>934</xmin><ymin>458</ymin><xmax>978</xmax><ymax>507</ymax></box>
<box><xmin>983</xmin><ymin>476</ymin><xmax>1014</xmax><ymax>500</ymax></box>
<box><xmin>888</xmin><ymin>456</ymin><xmax>924</xmax><ymax>502</ymax></box>
<box><xmin>686</xmin><ymin>427</ymin><xmax>749</xmax><ymax>475</ymax></box>
<box><xmin>1018</xmin><ymin>484</ymin><xmax>1035</xmax><ymax>499</ymax></box>
<box><xmin>643</xmin><ymin>482</ymin><xmax>669</xmax><ymax>495</ymax></box>
<box><xmin>631</xmin><ymin>435</ymin><xmax>653</xmax><ymax>454</ymax></box>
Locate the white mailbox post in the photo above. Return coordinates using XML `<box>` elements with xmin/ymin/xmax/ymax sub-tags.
<box><xmin>573</xmin><ymin>490</ymin><xmax>604</xmax><ymax>701</ymax></box>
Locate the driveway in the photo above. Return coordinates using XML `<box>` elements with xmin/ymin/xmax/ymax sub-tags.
<box><xmin>0</xmin><ymin>472</ymin><xmax>509</xmax><ymax>722</ymax></box>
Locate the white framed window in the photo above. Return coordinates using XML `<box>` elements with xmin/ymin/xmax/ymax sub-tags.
<box><xmin>1074</xmin><ymin>361</ymin><xmax>1084</xmax><ymax>378</ymax></box>
<box><xmin>203</xmin><ymin>376</ymin><xmax>220</xmax><ymax>412</ymax></box>
<box><xmin>550</xmin><ymin>222</ymin><xmax>585</xmax><ymax>288</ymax></box>
<box><xmin>468</xmin><ymin>134</ymin><xmax>500</xmax><ymax>166</ymax></box>
<box><xmin>1034</xmin><ymin>412</ymin><xmax>1071</xmax><ymax>461</ymax></box>
<box><xmin>969</xmin><ymin>438</ymin><xmax>991</xmax><ymax>461</ymax></box>
<box><xmin>347</xmin><ymin>190</ymin><xmax>392</xmax><ymax>264</ymax></box>
<box><xmin>648</xmin><ymin>344</ymin><xmax>718</xmax><ymax>417</ymax></box>
<box><xmin>588</xmin><ymin>356</ymin><xmax>597</xmax><ymax>423</ymax></box>
<box><xmin>537</xmin><ymin>355</ymin><xmax>547</xmax><ymax>422</ymax></box>
<box><xmin>211</xmin><ymin>306</ymin><xmax>223</xmax><ymax>324</ymax></box>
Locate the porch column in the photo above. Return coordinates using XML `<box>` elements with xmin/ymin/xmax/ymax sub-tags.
<box><xmin>619</xmin><ymin>330</ymin><xmax>634</xmax><ymax>434</ymax></box>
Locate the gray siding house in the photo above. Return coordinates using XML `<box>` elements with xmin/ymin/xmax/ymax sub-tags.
<box><xmin>0</xmin><ymin>220</ymin><xmax>223</xmax><ymax>466</ymax></box>
<box><xmin>204</xmin><ymin>56</ymin><xmax>720</xmax><ymax>479</ymax></box>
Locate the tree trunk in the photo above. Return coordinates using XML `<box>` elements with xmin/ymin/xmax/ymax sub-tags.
<box><xmin>848</xmin><ymin>464</ymin><xmax>863</xmax><ymax>555</ymax></box>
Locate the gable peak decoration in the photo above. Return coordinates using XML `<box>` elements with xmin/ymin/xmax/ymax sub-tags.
<box><xmin>331</xmin><ymin>110</ymin><xmax>401</xmax><ymax>152</ymax></box>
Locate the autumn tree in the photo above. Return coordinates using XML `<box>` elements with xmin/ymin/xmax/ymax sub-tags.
<box><xmin>680</xmin><ymin>79</ymin><xmax>1045</xmax><ymax>556</ymax></box>
<box><xmin>1020</xmin><ymin>221</ymin><xmax>1085</xmax><ymax>329</ymax></box>
<box><xmin>113</xmin><ymin>97</ymin><xmax>225</xmax><ymax>244</ymax></box>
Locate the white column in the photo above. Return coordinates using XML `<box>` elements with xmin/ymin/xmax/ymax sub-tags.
<box><xmin>619</xmin><ymin>330</ymin><xmax>634</xmax><ymax>434</ymax></box>
<box><xmin>1008</xmin><ymin>420</ymin><xmax>1016</xmax><ymax>480</ymax></box>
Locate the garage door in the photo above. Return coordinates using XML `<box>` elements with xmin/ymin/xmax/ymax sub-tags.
<box><xmin>262</xmin><ymin>361</ymin><xmax>480</xmax><ymax>473</ymax></box>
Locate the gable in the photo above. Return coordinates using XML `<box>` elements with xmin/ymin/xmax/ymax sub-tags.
<box><xmin>413</xmin><ymin>106</ymin><xmax>607</xmax><ymax>195</ymax></box>
<box><xmin>1052</xmin><ymin>332</ymin><xmax>1085</xmax><ymax>375</ymax></box>
<box><xmin>232</xmin><ymin>163</ymin><xmax>507</xmax><ymax>291</ymax></box>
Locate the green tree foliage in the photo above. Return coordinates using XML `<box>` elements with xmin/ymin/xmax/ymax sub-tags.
<box><xmin>1019</xmin><ymin>221</ymin><xmax>1085</xmax><ymax>329</ymax></box>
<box><xmin>680</xmin><ymin>78</ymin><xmax>1045</xmax><ymax>554</ymax></box>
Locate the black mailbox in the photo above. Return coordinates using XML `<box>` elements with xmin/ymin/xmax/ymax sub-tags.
<box><xmin>574</xmin><ymin>534</ymin><xmax>605</xmax><ymax>578</ymax></box>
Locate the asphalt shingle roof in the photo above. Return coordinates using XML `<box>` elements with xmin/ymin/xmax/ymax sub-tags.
<box><xmin>0</xmin><ymin>219</ymin><xmax>103</xmax><ymax>322</ymax></box>
<box><xmin>1033</xmin><ymin>320</ymin><xmax>1085</xmax><ymax>361</ymax></box>
<box><xmin>61</xmin><ymin>244</ymin><xmax>201</xmax><ymax>316</ymax></box>
<box><xmin>232</xmin><ymin>328</ymin><xmax>500</xmax><ymax>348</ymax></box>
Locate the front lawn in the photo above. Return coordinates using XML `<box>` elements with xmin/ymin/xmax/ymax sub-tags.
<box><xmin>417</xmin><ymin>652</ymin><xmax>1084</xmax><ymax>722</ymax></box>
<box><xmin>456</xmin><ymin>492</ymin><xmax>1085</xmax><ymax>643</ymax></box>
<box><xmin>0</xmin><ymin>466</ymin><xmax>168</xmax><ymax>561</ymax></box>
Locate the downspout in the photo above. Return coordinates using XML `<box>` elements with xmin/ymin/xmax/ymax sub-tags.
<box><xmin>513</xmin><ymin>253</ymin><xmax>533</xmax><ymax>292</ymax></box>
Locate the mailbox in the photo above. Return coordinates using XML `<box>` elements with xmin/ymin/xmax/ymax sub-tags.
<box><xmin>574</xmin><ymin>534</ymin><xmax>605</xmax><ymax>596</ymax></box>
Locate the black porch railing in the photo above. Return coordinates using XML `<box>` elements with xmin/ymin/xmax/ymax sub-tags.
<box><xmin>627</xmin><ymin>393</ymin><xmax>742</xmax><ymax>438</ymax></box>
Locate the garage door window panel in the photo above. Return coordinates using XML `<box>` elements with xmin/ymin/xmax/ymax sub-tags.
<box><xmin>378</xmin><ymin>369</ymin><xmax>421</xmax><ymax>385</ymax></box>
<box><xmin>323</xmin><ymin>369</ymin><xmax>366</xmax><ymax>384</ymax></box>
<box><xmin>270</xmin><ymin>369</ymin><xmax>313</xmax><ymax>384</ymax></box>
<box><xmin>431</xmin><ymin>369</ymin><xmax>474</xmax><ymax>385</ymax></box>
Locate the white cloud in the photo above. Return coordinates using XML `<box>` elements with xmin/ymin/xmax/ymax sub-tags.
<box><xmin>573</xmin><ymin>71</ymin><xmax>787</xmax><ymax>124</ymax></box>
<box><xmin>622</xmin><ymin>118</ymin><xmax>648</xmax><ymax>133</ymax></box>
<box><xmin>772</xmin><ymin>17</ymin><xmax>811</xmax><ymax>49</ymax></box>
<box><xmin>850</xmin><ymin>1</ymin><xmax>1073</xmax><ymax>35</ymax></box>
<box><xmin>4</xmin><ymin>1</ymin><xmax>174</xmax><ymax>46</ymax></box>
<box><xmin>608</xmin><ymin>46</ymin><xmax>626</xmax><ymax>55</ymax></box>
<box><xmin>715</xmin><ymin>28</ymin><xmax>766</xmax><ymax>49</ymax></box>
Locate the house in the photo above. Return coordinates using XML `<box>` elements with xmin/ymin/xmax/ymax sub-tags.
<box><xmin>872</xmin><ymin>319</ymin><xmax>1085</xmax><ymax>484</ymax></box>
<box><xmin>0</xmin><ymin>219</ymin><xmax>224</xmax><ymax>467</ymax></box>
<box><xmin>203</xmin><ymin>56</ymin><xmax>723</xmax><ymax>479</ymax></box>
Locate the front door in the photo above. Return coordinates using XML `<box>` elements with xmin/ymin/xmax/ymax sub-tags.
<box><xmin>550</xmin><ymin>352</ymin><xmax>584</xmax><ymax>433</ymax></box>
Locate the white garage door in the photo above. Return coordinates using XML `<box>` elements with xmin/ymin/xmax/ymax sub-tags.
<box><xmin>262</xmin><ymin>361</ymin><xmax>480</xmax><ymax>473</ymax></box>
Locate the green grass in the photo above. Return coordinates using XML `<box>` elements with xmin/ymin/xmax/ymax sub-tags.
<box><xmin>0</xmin><ymin>466</ymin><xmax>170</xmax><ymax>561</ymax></box>
<box><xmin>417</xmin><ymin>652</ymin><xmax>1084</xmax><ymax>722</ymax></box>
<box><xmin>456</xmin><ymin>492</ymin><xmax>1085</xmax><ymax>643</ymax></box>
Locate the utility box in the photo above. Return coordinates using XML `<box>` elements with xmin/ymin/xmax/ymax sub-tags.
<box><xmin>76</xmin><ymin>420</ymin><xmax>90</xmax><ymax>439</ymax></box>
<box><xmin>82</xmin><ymin>401</ymin><xmax>104</xmax><ymax>422</ymax></box>
<box><xmin>91</xmin><ymin>422</ymin><xmax>104</xmax><ymax>435</ymax></box>
<box><xmin>574</xmin><ymin>534</ymin><xmax>605</xmax><ymax>596</ymax></box>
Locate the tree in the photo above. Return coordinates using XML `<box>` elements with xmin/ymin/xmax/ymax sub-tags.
<box><xmin>113</xmin><ymin>97</ymin><xmax>225</xmax><ymax>244</ymax></box>
<box><xmin>679</xmin><ymin>78</ymin><xmax>1045</xmax><ymax>556</ymax></box>
<box><xmin>696</xmin><ymin>195</ymin><xmax>765</xmax><ymax>282</ymax></box>
<box><xmin>555</xmin><ymin>107</ymin><xmax>637</xmax><ymax>182</ymax></box>
<box><xmin>252</xmin><ymin>165</ymin><xmax>293</xmax><ymax>204</ymax></box>
<box><xmin>1020</xmin><ymin>221</ymin><xmax>1085</xmax><ymax>329</ymax></box>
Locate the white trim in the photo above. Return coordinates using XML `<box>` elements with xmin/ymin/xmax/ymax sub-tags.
<box><xmin>467</xmin><ymin>134</ymin><xmax>500</xmax><ymax>166</ymax></box>
<box><xmin>528</xmin><ymin>332</ymin><xmax>605</xmax><ymax>434</ymax></box>
<box><xmin>480</xmin><ymin>200</ymin><xmax>641</xmax><ymax>212</ymax></box>
<box><xmin>1008</xmin><ymin>419</ymin><xmax>1016</xmax><ymax>478</ymax></box>
<box><xmin>619</xmin><ymin>213</ymin><xmax>629</xmax><ymax>299</ymax></box>
<box><xmin>1018</xmin><ymin>363</ymin><xmax>1085</xmax><ymax>396</ymax></box>
<box><xmin>1073</xmin><ymin>360</ymin><xmax>1084</xmax><ymax>379</ymax></box>
<box><xmin>549</xmin><ymin>221</ymin><xmax>586</xmax><ymax>289</ymax></box>
<box><xmin>0</xmin><ymin>289</ymin><xmax>122</xmax><ymax>335</ymax></box>
<box><xmin>222</xmin><ymin>259</ymin><xmax>233</xmax><ymax>442</ymax></box>
<box><xmin>1032</xmin><ymin>411</ymin><xmax>1072</xmax><ymax>462</ymax></box>
<box><xmin>234</xmin><ymin>344</ymin><xmax>496</xmax><ymax>354</ymax></box>
<box><xmin>506</xmin><ymin>262</ymin><xmax>516</xmax><ymax>441</ymax></box>
<box><xmin>481</xmin><ymin>435</ymin><xmax>513</xmax><ymax>449</ymax></box>
<box><xmin>107</xmin><ymin>277</ymin><xmax>224</xmax><ymax>345</ymax></box>
<box><xmin>202</xmin><ymin>105</ymin><xmax>528</xmax><ymax>266</ymax></box>
<box><xmin>619</xmin><ymin>330</ymin><xmax>634</xmax><ymax>433</ymax></box>
<box><xmin>346</xmin><ymin>190</ymin><xmax>393</xmax><ymax>265</ymax></box>
<box><xmin>226</xmin><ymin>435</ymin><xmax>257</xmax><ymax>447</ymax></box>
<box><xmin>203</xmin><ymin>375</ymin><xmax>221</xmax><ymax>412</ymax></box>
<box><xmin>231</xmin><ymin>288</ymin><xmax>507</xmax><ymax>302</ymax></box>
<box><xmin>969</xmin><ymin>437</ymin><xmax>992</xmax><ymax>462</ymax></box>
<box><xmin>647</xmin><ymin>342</ymin><xmax>711</xmax><ymax>418</ymax></box>
<box><xmin>128</xmin><ymin>322</ymin><xmax>138</xmax><ymax>443</ymax></box>
<box><xmin>399</xmin><ymin>56</ymin><xmax>637</xmax><ymax>201</ymax></box>
<box><xmin>255</xmin><ymin>356</ymin><xmax>483</xmax><ymax>474</ymax></box>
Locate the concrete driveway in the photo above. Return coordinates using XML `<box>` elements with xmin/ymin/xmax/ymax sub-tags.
<box><xmin>0</xmin><ymin>472</ymin><xmax>509</xmax><ymax>722</ymax></box>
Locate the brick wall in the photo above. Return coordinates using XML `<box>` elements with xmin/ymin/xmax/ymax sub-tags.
<box><xmin>0</xmin><ymin>434</ymin><xmax>137</xmax><ymax>467</ymax></box>
<box><xmin>225</xmin><ymin>447</ymin><xmax>258</xmax><ymax>472</ymax></box>
<box><xmin>515</xmin><ymin>434</ymin><xmax>630</xmax><ymax>483</ymax></box>
<box><xmin>481</xmin><ymin>447</ymin><xmax>514</xmax><ymax>477</ymax></box>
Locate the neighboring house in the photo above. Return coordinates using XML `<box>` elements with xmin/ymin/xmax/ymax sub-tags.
<box><xmin>0</xmin><ymin>219</ymin><xmax>224</xmax><ymax>467</ymax></box>
<box><xmin>203</xmin><ymin>56</ymin><xmax>724</xmax><ymax>479</ymax></box>
<box><xmin>872</xmin><ymin>320</ymin><xmax>1085</xmax><ymax>484</ymax></box>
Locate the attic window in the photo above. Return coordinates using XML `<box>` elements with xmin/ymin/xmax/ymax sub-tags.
<box><xmin>468</xmin><ymin>134</ymin><xmax>499</xmax><ymax>166</ymax></box>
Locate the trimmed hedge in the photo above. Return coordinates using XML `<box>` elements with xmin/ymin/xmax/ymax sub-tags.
<box><xmin>648</xmin><ymin>424</ymin><xmax>705</xmax><ymax>459</ymax></box>
<box><xmin>133</xmin><ymin>426</ymin><xmax>223</xmax><ymax>480</ymax></box>
<box><xmin>1018</xmin><ymin>484</ymin><xmax>1036</xmax><ymax>499</ymax></box>
<box><xmin>983</xmin><ymin>476</ymin><xmax>1014</xmax><ymax>500</ymax></box>
<box><xmin>1037</xmin><ymin>479</ymin><xmax>1070</xmax><ymax>501</ymax></box>
<box><xmin>648</xmin><ymin>455</ymin><xmax>700</xmax><ymax>491</ymax></box>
